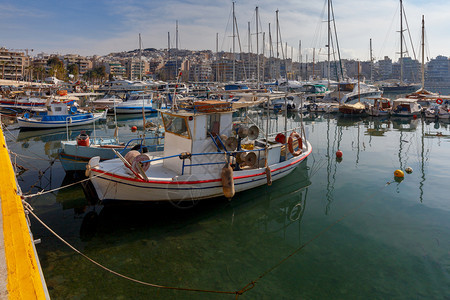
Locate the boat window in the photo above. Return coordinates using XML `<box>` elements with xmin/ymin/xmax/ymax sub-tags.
<box><xmin>162</xmin><ymin>113</ymin><xmax>190</xmax><ymax>138</ymax></box>
<box><xmin>207</xmin><ymin>114</ymin><xmax>220</xmax><ymax>136</ymax></box>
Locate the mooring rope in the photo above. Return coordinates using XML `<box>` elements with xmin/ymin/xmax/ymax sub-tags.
<box><xmin>23</xmin><ymin>201</ymin><xmax>246</xmax><ymax>298</ymax></box>
<box><xmin>24</xmin><ymin>180</ymin><xmax>394</xmax><ymax>298</ymax></box>
<box><xmin>8</xmin><ymin>150</ymin><xmax>54</xmax><ymax>162</ymax></box>
<box><xmin>22</xmin><ymin>164</ymin><xmax>122</xmax><ymax>199</ymax></box>
<box><xmin>21</xmin><ymin>149</ymin><xmax>396</xmax><ymax>298</ymax></box>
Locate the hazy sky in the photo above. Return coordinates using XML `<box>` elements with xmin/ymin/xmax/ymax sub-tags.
<box><xmin>0</xmin><ymin>0</ymin><xmax>447</xmax><ymax>62</ymax></box>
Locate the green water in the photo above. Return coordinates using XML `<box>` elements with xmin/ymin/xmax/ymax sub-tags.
<box><xmin>4</xmin><ymin>112</ymin><xmax>450</xmax><ymax>299</ymax></box>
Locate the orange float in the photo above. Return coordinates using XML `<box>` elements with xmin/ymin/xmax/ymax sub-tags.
<box><xmin>288</xmin><ymin>131</ymin><xmax>303</xmax><ymax>156</ymax></box>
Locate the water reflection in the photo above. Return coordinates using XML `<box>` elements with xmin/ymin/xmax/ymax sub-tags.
<box><xmin>65</xmin><ymin>163</ymin><xmax>312</xmax><ymax>245</ymax></box>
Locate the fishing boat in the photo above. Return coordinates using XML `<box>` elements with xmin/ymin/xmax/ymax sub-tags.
<box><xmin>391</xmin><ymin>98</ymin><xmax>422</xmax><ymax>117</ymax></box>
<box><xmin>339</xmin><ymin>102</ymin><xmax>366</xmax><ymax>116</ymax></box>
<box><xmin>437</xmin><ymin>101</ymin><xmax>450</xmax><ymax>120</ymax></box>
<box><xmin>59</xmin><ymin>132</ymin><xmax>164</xmax><ymax>172</ymax></box>
<box><xmin>365</xmin><ymin>97</ymin><xmax>392</xmax><ymax>117</ymax></box>
<box><xmin>17</xmin><ymin>103</ymin><xmax>107</xmax><ymax>129</ymax></box>
<box><xmin>0</xmin><ymin>95</ymin><xmax>48</xmax><ymax>114</ymax></box>
<box><xmin>87</xmin><ymin>99</ymin><xmax>312</xmax><ymax>202</ymax></box>
<box><xmin>307</xmin><ymin>102</ymin><xmax>339</xmax><ymax>113</ymax></box>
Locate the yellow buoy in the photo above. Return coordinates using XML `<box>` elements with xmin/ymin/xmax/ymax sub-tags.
<box><xmin>394</xmin><ymin>169</ymin><xmax>405</xmax><ymax>178</ymax></box>
<box><xmin>221</xmin><ymin>163</ymin><xmax>235</xmax><ymax>199</ymax></box>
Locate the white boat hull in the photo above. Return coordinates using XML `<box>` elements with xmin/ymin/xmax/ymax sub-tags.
<box><xmin>89</xmin><ymin>141</ymin><xmax>312</xmax><ymax>202</ymax></box>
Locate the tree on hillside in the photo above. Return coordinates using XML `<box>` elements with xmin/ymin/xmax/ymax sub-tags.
<box><xmin>83</xmin><ymin>66</ymin><xmax>107</xmax><ymax>84</ymax></box>
<box><xmin>67</xmin><ymin>64</ymin><xmax>79</xmax><ymax>80</ymax></box>
<box><xmin>47</xmin><ymin>56</ymin><xmax>65</xmax><ymax>79</ymax></box>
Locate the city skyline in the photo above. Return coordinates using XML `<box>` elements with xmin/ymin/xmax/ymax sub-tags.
<box><xmin>1</xmin><ymin>0</ymin><xmax>448</xmax><ymax>62</ymax></box>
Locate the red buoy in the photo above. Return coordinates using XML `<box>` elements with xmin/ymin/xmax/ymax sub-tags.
<box><xmin>131</xmin><ymin>126</ymin><xmax>137</xmax><ymax>132</ymax></box>
<box><xmin>336</xmin><ymin>150</ymin><xmax>343</xmax><ymax>158</ymax></box>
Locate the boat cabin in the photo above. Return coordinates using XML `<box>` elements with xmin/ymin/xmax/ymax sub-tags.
<box><xmin>159</xmin><ymin>100</ymin><xmax>291</xmax><ymax>177</ymax></box>
<box><xmin>49</xmin><ymin>102</ymin><xmax>72</xmax><ymax>115</ymax></box>
<box><xmin>392</xmin><ymin>98</ymin><xmax>422</xmax><ymax>116</ymax></box>
<box><xmin>161</xmin><ymin>102</ymin><xmax>234</xmax><ymax>175</ymax></box>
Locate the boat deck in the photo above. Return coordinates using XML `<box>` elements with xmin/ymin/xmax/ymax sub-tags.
<box><xmin>100</xmin><ymin>152</ymin><xmax>179</xmax><ymax>180</ymax></box>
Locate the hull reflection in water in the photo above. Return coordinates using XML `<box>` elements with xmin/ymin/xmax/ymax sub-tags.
<box><xmin>78</xmin><ymin>162</ymin><xmax>311</xmax><ymax>241</ymax></box>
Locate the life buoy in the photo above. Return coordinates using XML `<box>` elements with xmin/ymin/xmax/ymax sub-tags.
<box><xmin>288</xmin><ymin>131</ymin><xmax>303</xmax><ymax>156</ymax></box>
<box><xmin>436</xmin><ymin>98</ymin><xmax>443</xmax><ymax>105</ymax></box>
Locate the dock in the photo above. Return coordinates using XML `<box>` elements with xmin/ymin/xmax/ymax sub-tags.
<box><xmin>0</xmin><ymin>124</ymin><xmax>49</xmax><ymax>299</ymax></box>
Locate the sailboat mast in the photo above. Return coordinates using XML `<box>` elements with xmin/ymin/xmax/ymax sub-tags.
<box><xmin>232</xmin><ymin>1</ymin><xmax>236</xmax><ymax>82</ymax></box>
<box><xmin>299</xmin><ymin>40</ymin><xmax>302</xmax><ymax>81</ymax></box>
<box><xmin>327</xmin><ymin>0</ymin><xmax>331</xmax><ymax>88</ymax></box>
<box><xmin>176</xmin><ymin>20</ymin><xmax>178</xmax><ymax>79</ymax></box>
<box><xmin>276</xmin><ymin>10</ymin><xmax>279</xmax><ymax>60</ymax></box>
<box><xmin>262</xmin><ymin>32</ymin><xmax>265</xmax><ymax>84</ymax></box>
<box><xmin>216</xmin><ymin>33</ymin><xmax>219</xmax><ymax>82</ymax></box>
<box><xmin>139</xmin><ymin>33</ymin><xmax>142</xmax><ymax>81</ymax></box>
<box><xmin>421</xmin><ymin>15</ymin><xmax>425</xmax><ymax>90</ymax></box>
<box><xmin>370</xmin><ymin>38</ymin><xmax>373</xmax><ymax>82</ymax></box>
<box><xmin>313</xmin><ymin>48</ymin><xmax>315</xmax><ymax>80</ymax></box>
<box><xmin>167</xmin><ymin>32</ymin><xmax>170</xmax><ymax>80</ymax></box>
<box><xmin>400</xmin><ymin>0</ymin><xmax>404</xmax><ymax>84</ymax></box>
<box><xmin>256</xmin><ymin>6</ymin><xmax>260</xmax><ymax>88</ymax></box>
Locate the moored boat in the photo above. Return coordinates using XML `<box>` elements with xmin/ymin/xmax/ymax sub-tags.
<box><xmin>365</xmin><ymin>97</ymin><xmax>392</xmax><ymax>117</ymax></box>
<box><xmin>59</xmin><ymin>132</ymin><xmax>164</xmax><ymax>172</ymax></box>
<box><xmin>339</xmin><ymin>102</ymin><xmax>366</xmax><ymax>116</ymax></box>
<box><xmin>112</xmin><ymin>92</ymin><xmax>157</xmax><ymax>114</ymax></box>
<box><xmin>87</xmin><ymin>99</ymin><xmax>312</xmax><ymax>202</ymax></box>
<box><xmin>391</xmin><ymin>98</ymin><xmax>422</xmax><ymax>117</ymax></box>
<box><xmin>17</xmin><ymin>103</ymin><xmax>107</xmax><ymax>129</ymax></box>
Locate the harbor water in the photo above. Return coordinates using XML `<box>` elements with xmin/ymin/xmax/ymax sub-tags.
<box><xmin>3</xmin><ymin>110</ymin><xmax>450</xmax><ymax>299</ymax></box>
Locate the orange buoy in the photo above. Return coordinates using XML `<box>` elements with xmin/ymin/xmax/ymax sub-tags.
<box><xmin>131</xmin><ymin>126</ymin><xmax>137</xmax><ymax>132</ymax></box>
<box><xmin>394</xmin><ymin>169</ymin><xmax>404</xmax><ymax>178</ymax></box>
<box><xmin>221</xmin><ymin>163</ymin><xmax>235</xmax><ymax>199</ymax></box>
<box><xmin>336</xmin><ymin>150</ymin><xmax>343</xmax><ymax>158</ymax></box>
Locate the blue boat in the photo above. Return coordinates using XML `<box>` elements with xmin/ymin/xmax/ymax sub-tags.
<box><xmin>16</xmin><ymin>103</ymin><xmax>107</xmax><ymax>129</ymax></box>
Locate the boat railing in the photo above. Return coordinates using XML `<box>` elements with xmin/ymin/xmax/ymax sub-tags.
<box><xmin>139</xmin><ymin>148</ymin><xmax>267</xmax><ymax>176</ymax></box>
<box><xmin>118</xmin><ymin>136</ymin><xmax>165</xmax><ymax>155</ymax></box>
